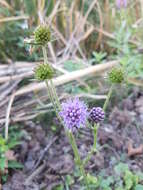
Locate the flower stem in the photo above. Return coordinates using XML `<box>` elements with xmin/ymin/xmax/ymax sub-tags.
<box><xmin>42</xmin><ymin>46</ymin><xmax>62</xmax><ymax>122</ymax></box>
<box><xmin>93</xmin><ymin>123</ymin><xmax>99</xmax><ymax>150</ymax></box>
<box><xmin>103</xmin><ymin>84</ymin><xmax>114</xmax><ymax>112</ymax></box>
<box><xmin>45</xmin><ymin>80</ymin><xmax>61</xmax><ymax>122</ymax></box>
<box><xmin>84</xmin><ymin>85</ymin><xmax>114</xmax><ymax>165</ymax></box>
<box><xmin>83</xmin><ymin>123</ymin><xmax>98</xmax><ymax>165</ymax></box>
<box><xmin>67</xmin><ymin>132</ymin><xmax>89</xmax><ymax>189</ymax></box>
<box><xmin>42</xmin><ymin>46</ymin><xmax>48</xmax><ymax>65</ymax></box>
<box><xmin>49</xmin><ymin>80</ymin><xmax>61</xmax><ymax>110</ymax></box>
<box><xmin>42</xmin><ymin>45</ymin><xmax>89</xmax><ymax>189</ymax></box>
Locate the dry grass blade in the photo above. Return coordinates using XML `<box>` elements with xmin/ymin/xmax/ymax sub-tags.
<box><xmin>77</xmin><ymin>94</ymin><xmax>107</xmax><ymax>100</ymax></box>
<box><xmin>95</xmin><ymin>0</ymin><xmax>103</xmax><ymax>49</ymax></box>
<box><xmin>0</xmin><ymin>0</ymin><xmax>12</xmax><ymax>10</ymax></box>
<box><xmin>0</xmin><ymin>15</ymin><xmax>29</xmax><ymax>23</ymax></box>
<box><xmin>0</xmin><ymin>80</ymin><xmax>20</xmax><ymax>101</ymax></box>
<box><xmin>48</xmin><ymin>0</ymin><xmax>61</xmax><ymax>25</ymax></box>
<box><xmin>0</xmin><ymin>72</ymin><xmax>33</xmax><ymax>83</ymax></box>
<box><xmin>63</xmin><ymin>0</ymin><xmax>98</xmax><ymax>57</ymax></box>
<box><xmin>128</xmin><ymin>78</ymin><xmax>143</xmax><ymax>87</ymax></box>
<box><xmin>5</xmin><ymin>93</ymin><xmax>15</xmax><ymax>140</ymax></box>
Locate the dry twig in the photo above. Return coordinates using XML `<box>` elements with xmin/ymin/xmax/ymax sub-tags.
<box><xmin>127</xmin><ymin>140</ymin><xmax>143</xmax><ymax>157</ymax></box>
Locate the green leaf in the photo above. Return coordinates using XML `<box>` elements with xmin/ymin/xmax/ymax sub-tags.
<box><xmin>114</xmin><ymin>163</ymin><xmax>129</xmax><ymax>175</ymax></box>
<box><xmin>100</xmin><ymin>176</ymin><xmax>114</xmax><ymax>189</ymax></box>
<box><xmin>132</xmin><ymin>175</ymin><xmax>139</xmax><ymax>186</ymax></box>
<box><xmin>53</xmin><ymin>184</ymin><xmax>64</xmax><ymax>190</ymax></box>
<box><xmin>124</xmin><ymin>178</ymin><xmax>133</xmax><ymax>190</ymax></box>
<box><xmin>124</xmin><ymin>170</ymin><xmax>134</xmax><ymax>189</ymax></box>
<box><xmin>0</xmin><ymin>145</ymin><xmax>9</xmax><ymax>154</ymax></box>
<box><xmin>0</xmin><ymin>157</ymin><xmax>6</xmax><ymax>171</ymax></box>
<box><xmin>24</xmin><ymin>0</ymin><xmax>37</xmax><ymax>16</ymax></box>
<box><xmin>0</xmin><ymin>135</ymin><xmax>6</xmax><ymax>146</ymax></box>
<box><xmin>87</xmin><ymin>173</ymin><xmax>98</xmax><ymax>184</ymax></box>
<box><xmin>46</xmin><ymin>0</ymin><xmax>54</xmax><ymax>16</ymax></box>
<box><xmin>135</xmin><ymin>185</ymin><xmax>143</xmax><ymax>190</ymax></box>
<box><xmin>103</xmin><ymin>187</ymin><xmax>112</xmax><ymax>190</ymax></box>
<box><xmin>137</xmin><ymin>172</ymin><xmax>143</xmax><ymax>181</ymax></box>
<box><xmin>115</xmin><ymin>187</ymin><xmax>124</xmax><ymax>190</ymax></box>
<box><xmin>2</xmin><ymin>174</ymin><xmax>8</xmax><ymax>183</ymax></box>
<box><xmin>8</xmin><ymin>160</ymin><xmax>23</xmax><ymax>169</ymax></box>
<box><xmin>65</xmin><ymin>175</ymin><xmax>74</xmax><ymax>185</ymax></box>
<box><xmin>8</xmin><ymin>140</ymin><xmax>21</xmax><ymax>149</ymax></box>
<box><xmin>63</xmin><ymin>60</ymin><xmax>85</xmax><ymax>71</ymax></box>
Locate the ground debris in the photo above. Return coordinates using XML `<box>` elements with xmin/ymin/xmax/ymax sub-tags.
<box><xmin>127</xmin><ymin>140</ymin><xmax>143</xmax><ymax>157</ymax></box>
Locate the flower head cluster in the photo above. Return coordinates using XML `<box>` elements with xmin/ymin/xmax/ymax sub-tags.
<box><xmin>59</xmin><ymin>98</ymin><xmax>88</xmax><ymax>132</ymax></box>
<box><xmin>90</xmin><ymin>107</ymin><xmax>105</xmax><ymax>123</ymax></box>
<box><xmin>116</xmin><ymin>0</ymin><xmax>127</xmax><ymax>9</ymax></box>
<box><xmin>108</xmin><ymin>67</ymin><xmax>124</xmax><ymax>84</ymax></box>
<box><xmin>34</xmin><ymin>25</ymin><xmax>51</xmax><ymax>45</ymax></box>
<box><xmin>34</xmin><ymin>63</ymin><xmax>54</xmax><ymax>81</ymax></box>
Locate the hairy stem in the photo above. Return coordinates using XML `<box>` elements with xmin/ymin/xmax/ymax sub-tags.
<box><xmin>42</xmin><ymin>46</ymin><xmax>48</xmax><ymax>64</ymax></box>
<box><xmin>67</xmin><ymin>132</ymin><xmax>89</xmax><ymax>189</ymax></box>
<box><xmin>84</xmin><ymin>84</ymin><xmax>114</xmax><ymax>165</ymax></box>
<box><xmin>83</xmin><ymin>123</ymin><xmax>98</xmax><ymax>165</ymax></box>
<box><xmin>93</xmin><ymin>123</ymin><xmax>99</xmax><ymax>150</ymax></box>
<box><xmin>49</xmin><ymin>80</ymin><xmax>61</xmax><ymax>111</ymax></box>
<box><xmin>42</xmin><ymin>46</ymin><xmax>62</xmax><ymax>123</ymax></box>
<box><xmin>42</xmin><ymin>45</ymin><xmax>88</xmax><ymax>188</ymax></box>
<box><xmin>45</xmin><ymin>80</ymin><xmax>61</xmax><ymax>122</ymax></box>
<box><xmin>103</xmin><ymin>84</ymin><xmax>114</xmax><ymax>112</ymax></box>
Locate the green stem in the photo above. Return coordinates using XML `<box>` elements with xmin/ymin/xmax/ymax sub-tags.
<box><xmin>84</xmin><ymin>85</ymin><xmax>114</xmax><ymax>165</ymax></box>
<box><xmin>49</xmin><ymin>80</ymin><xmax>61</xmax><ymax>110</ymax></box>
<box><xmin>83</xmin><ymin>147</ymin><xmax>95</xmax><ymax>166</ymax></box>
<box><xmin>42</xmin><ymin>45</ymin><xmax>89</xmax><ymax>189</ymax></box>
<box><xmin>45</xmin><ymin>80</ymin><xmax>61</xmax><ymax>121</ymax></box>
<box><xmin>67</xmin><ymin>132</ymin><xmax>89</xmax><ymax>189</ymax></box>
<box><xmin>48</xmin><ymin>80</ymin><xmax>64</xmax><ymax>124</ymax></box>
<box><xmin>42</xmin><ymin>46</ymin><xmax>62</xmax><ymax>122</ymax></box>
<box><xmin>42</xmin><ymin>46</ymin><xmax>48</xmax><ymax>64</ymax></box>
<box><xmin>83</xmin><ymin>123</ymin><xmax>98</xmax><ymax>165</ymax></box>
<box><xmin>93</xmin><ymin>123</ymin><xmax>99</xmax><ymax>150</ymax></box>
<box><xmin>103</xmin><ymin>84</ymin><xmax>114</xmax><ymax>112</ymax></box>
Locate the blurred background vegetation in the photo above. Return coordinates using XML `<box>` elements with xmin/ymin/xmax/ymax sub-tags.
<box><xmin>0</xmin><ymin>0</ymin><xmax>143</xmax><ymax>124</ymax></box>
<box><xmin>0</xmin><ymin>0</ymin><xmax>143</xmax><ymax>62</ymax></box>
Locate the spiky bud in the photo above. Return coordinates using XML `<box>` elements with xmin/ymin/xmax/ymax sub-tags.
<box><xmin>34</xmin><ymin>64</ymin><xmax>54</xmax><ymax>81</ymax></box>
<box><xmin>90</xmin><ymin>107</ymin><xmax>105</xmax><ymax>123</ymax></box>
<box><xmin>108</xmin><ymin>67</ymin><xmax>124</xmax><ymax>84</ymax></box>
<box><xmin>34</xmin><ymin>25</ymin><xmax>51</xmax><ymax>45</ymax></box>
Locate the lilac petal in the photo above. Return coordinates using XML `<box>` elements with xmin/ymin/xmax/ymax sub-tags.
<box><xmin>59</xmin><ymin>98</ymin><xmax>88</xmax><ymax>132</ymax></box>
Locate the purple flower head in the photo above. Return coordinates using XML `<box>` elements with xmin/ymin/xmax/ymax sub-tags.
<box><xmin>90</xmin><ymin>107</ymin><xmax>105</xmax><ymax>123</ymax></box>
<box><xmin>116</xmin><ymin>0</ymin><xmax>127</xmax><ymax>9</ymax></box>
<box><xmin>59</xmin><ymin>98</ymin><xmax>88</xmax><ymax>132</ymax></box>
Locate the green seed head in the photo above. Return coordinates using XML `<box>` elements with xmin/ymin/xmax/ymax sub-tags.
<box><xmin>34</xmin><ymin>64</ymin><xmax>54</xmax><ymax>81</ymax></box>
<box><xmin>108</xmin><ymin>67</ymin><xmax>124</xmax><ymax>84</ymax></box>
<box><xmin>34</xmin><ymin>25</ymin><xmax>51</xmax><ymax>45</ymax></box>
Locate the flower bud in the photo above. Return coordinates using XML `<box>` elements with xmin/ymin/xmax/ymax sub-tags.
<box><xmin>34</xmin><ymin>25</ymin><xmax>51</xmax><ymax>45</ymax></box>
<box><xmin>90</xmin><ymin>107</ymin><xmax>105</xmax><ymax>123</ymax></box>
<box><xmin>108</xmin><ymin>67</ymin><xmax>124</xmax><ymax>84</ymax></box>
<box><xmin>34</xmin><ymin>64</ymin><xmax>54</xmax><ymax>81</ymax></box>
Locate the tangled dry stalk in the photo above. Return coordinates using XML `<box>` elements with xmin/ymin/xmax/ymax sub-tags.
<box><xmin>0</xmin><ymin>0</ymin><xmax>143</xmax><ymax>132</ymax></box>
